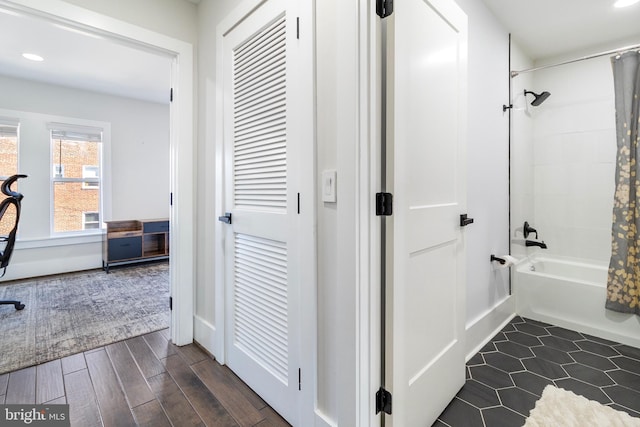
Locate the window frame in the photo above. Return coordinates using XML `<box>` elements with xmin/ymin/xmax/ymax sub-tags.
<box><xmin>52</xmin><ymin>164</ymin><xmax>65</xmax><ymax>178</ymax></box>
<box><xmin>50</xmin><ymin>123</ymin><xmax>104</xmax><ymax>236</ymax></box>
<box><xmin>0</xmin><ymin>118</ymin><xmax>20</xmax><ymax>182</ymax></box>
<box><xmin>0</xmin><ymin>120</ymin><xmax>20</xmax><ymax>239</ymax></box>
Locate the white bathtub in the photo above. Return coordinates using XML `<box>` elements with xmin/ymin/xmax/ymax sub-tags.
<box><xmin>515</xmin><ymin>256</ymin><xmax>640</xmax><ymax>348</ymax></box>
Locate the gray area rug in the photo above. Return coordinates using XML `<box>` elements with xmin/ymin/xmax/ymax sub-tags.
<box><xmin>0</xmin><ymin>262</ymin><xmax>169</xmax><ymax>374</ymax></box>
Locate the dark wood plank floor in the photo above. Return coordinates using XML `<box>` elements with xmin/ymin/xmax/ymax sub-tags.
<box><xmin>0</xmin><ymin>329</ymin><xmax>290</xmax><ymax>427</ymax></box>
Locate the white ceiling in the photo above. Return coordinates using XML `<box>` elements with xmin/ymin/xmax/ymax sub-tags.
<box><xmin>0</xmin><ymin>6</ymin><xmax>172</xmax><ymax>104</ymax></box>
<box><xmin>4</xmin><ymin>1</ymin><xmax>639</xmax><ymax>103</ymax></box>
<box><xmin>482</xmin><ymin>0</ymin><xmax>640</xmax><ymax>61</ymax></box>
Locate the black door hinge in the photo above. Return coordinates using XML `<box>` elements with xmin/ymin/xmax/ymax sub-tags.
<box><xmin>298</xmin><ymin>368</ymin><xmax>302</xmax><ymax>391</ymax></box>
<box><xmin>376</xmin><ymin>387</ymin><xmax>392</xmax><ymax>414</ymax></box>
<box><xmin>169</xmin><ymin>296</ymin><xmax>173</xmax><ymax>311</ymax></box>
<box><xmin>376</xmin><ymin>192</ymin><xmax>393</xmax><ymax>216</ymax></box>
<box><xmin>170</xmin><ymin>88</ymin><xmax>173</xmax><ymax>102</ymax></box>
<box><xmin>376</xmin><ymin>0</ymin><xmax>393</xmax><ymax>18</ymax></box>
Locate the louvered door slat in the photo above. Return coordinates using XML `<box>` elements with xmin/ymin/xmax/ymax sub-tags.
<box><xmin>234</xmin><ymin>20</ymin><xmax>285</xmax><ymax>71</ymax></box>
<box><xmin>232</xmin><ymin>12</ymin><xmax>286</xmax><ymax>215</ymax></box>
<box><xmin>235</xmin><ymin>69</ymin><xmax>286</xmax><ymax>105</ymax></box>
<box><xmin>235</xmin><ymin>100</ymin><xmax>286</xmax><ymax>124</ymax></box>
<box><xmin>234</xmin><ymin>233</ymin><xmax>288</xmax><ymax>382</ymax></box>
<box><xmin>234</xmin><ymin>118</ymin><xmax>286</xmax><ymax>140</ymax></box>
<box><xmin>234</xmin><ymin>91</ymin><xmax>285</xmax><ymax>122</ymax></box>
<box><xmin>235</xmin><ymin>110</ymin><xmax>285</xmax><ymax>134</ymax></box>
<box><xmin>235</xmin><ymin>46</ymin><xmax>285</xmax><ymax>84</ymax></box>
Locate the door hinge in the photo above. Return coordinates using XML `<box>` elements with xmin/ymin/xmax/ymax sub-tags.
<box><xmin>376</xmin><ymin>387</ymin><xmax>392</xmax><ymax>414</ymax></box>
<box><xmin>298</xmin><ymin>368</ymin><xmax>301</xmax><ymax>391</ymax></box>
<box><xmin>376</xmin><ymin>0</ymin><xmax>393</xmax><ymax>19</ymax></box>
<box><xmin>376</xmin><ymin>192</ymin><xmax>393</xmax><ymax>216</ymax></box>
<box><xmin>296</xmin><ymin>17</ymin><xmax>300</xmax><ymax>39</ymax></box>
<box><xmin>169</xmin><ymin>296</ymin><xmax>173</xmax><ymax>311</ymax></box>
<box><xmin>170</xmin><ymin>88</ymin><xmax>173</xmax><ymax>102</ymax></box>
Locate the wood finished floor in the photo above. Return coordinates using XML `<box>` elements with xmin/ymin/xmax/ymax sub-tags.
<box><xmin>0</xmin><ymin>328</ymin><xmax>290</xmax><ymax>427</ymax></box>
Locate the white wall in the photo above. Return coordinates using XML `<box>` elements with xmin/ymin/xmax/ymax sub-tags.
<box><xmin>315</xmin><ymin>1</ymin><xmax>340</xmax><ymax>422</ymax></box>
<box><xmin>529</xmin><ymin>58</ymin><xmax>616</xmax><ymax>263</ymax></box>
<box><xmin>193</xmin><ymin>0</ymin><xmax>237</xmax><ymax>357</ymax></box>
<box><xmin>0</xmin><ymin>74</ymin><xmax>170</xmax><ymax>280</ymax></box>
<box><xmin>453</xmin><ymin>0</ymin><xmax>515</xmax><ymax>355</ymax></box>
<box><xmin>510</xmin><ymin>44</ymin><xmax>535</xmax><ymax>261</ymax></box>
<box><xmin>63</xmin><ymin>0</ymin><xmax>197</xmax><ymax>44</ymax></box>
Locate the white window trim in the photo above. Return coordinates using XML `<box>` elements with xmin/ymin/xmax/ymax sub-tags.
<box><xmin>49</xmin><ymin>118</ymin><xmax>111</xmax><ymax>237</ymax></box>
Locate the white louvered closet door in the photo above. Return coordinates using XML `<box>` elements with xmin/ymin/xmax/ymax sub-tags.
<box><xmin>222</xmin><ymin>0</ymin><xmax>303</xmax><ymax>424</ymax></box>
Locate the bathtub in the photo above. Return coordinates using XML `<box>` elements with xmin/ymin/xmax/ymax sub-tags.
<box><xmin>515</xmin><ymin>256</ymin><xmax>640</xmax><ymax>348</ymax></box>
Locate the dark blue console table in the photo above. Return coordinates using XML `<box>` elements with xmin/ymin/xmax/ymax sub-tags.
<box><xmin>103</xmin><ymin>219</ymin><xmax>169</xmax><ymax>273</ymax></box>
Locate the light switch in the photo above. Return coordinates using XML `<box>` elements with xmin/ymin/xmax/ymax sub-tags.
<box><xmin>322</xmin><ymin>170</ymin><xmax>337</xmax><ymax>203</ymax></box>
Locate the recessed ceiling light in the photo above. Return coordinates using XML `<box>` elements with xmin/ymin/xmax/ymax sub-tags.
<box><xmin>614</xmin><ymin>0</ymin><xmax>640</xmax><ymax>8</ymax></box>
<box><xmin>22</xmin><ymin>53</ymin><xmax>44</xmax><ymax>62</ymax></box>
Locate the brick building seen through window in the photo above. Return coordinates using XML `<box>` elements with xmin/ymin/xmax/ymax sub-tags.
<box><xmin>0</xmin><ymin>134</ymin><xmax>19</xmax><ymax>236</ymax></box>
<box><xmin>52</xmin><ymin>137</ymin><xmax>101</xmax><ymax>233</ymax></box>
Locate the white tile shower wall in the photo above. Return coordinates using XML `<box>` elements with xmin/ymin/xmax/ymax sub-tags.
<box><xmin>510</xmin><ymin>43</ymin><xmax>534</xmax><ymax>260</ymax></box>
<box><xmin>530</xmin><ymin>56</ymin><xmax>616</xmax><ymax>263</ymax></box>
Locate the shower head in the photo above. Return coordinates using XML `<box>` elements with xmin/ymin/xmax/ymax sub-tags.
<box><xmin>524</xmin><ymin>90</ymin><xmax>551</xmax><ymax>106</ymax></box>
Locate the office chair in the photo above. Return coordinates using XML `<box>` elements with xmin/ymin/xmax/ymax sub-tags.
<box><xmin>0</xmin><ymin>174</ymin><xmax>28</xmax><ymax>310</ymax></box>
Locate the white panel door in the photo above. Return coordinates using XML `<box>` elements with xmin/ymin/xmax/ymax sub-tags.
<box><xmin>386</xmin><ymin>0</ymin><xmax>468</xmax><ymax>425</ymax></box>
<box><xmin>221</xmin><ymin>0</ymin><xmax>309</xmax><ymax>424</ymax></box>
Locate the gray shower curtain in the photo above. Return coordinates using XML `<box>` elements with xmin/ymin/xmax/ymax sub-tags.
<box><xmin>607</xmin><ymin>51</ymin><xmax>640</xmax><ymax>315</ymax></box>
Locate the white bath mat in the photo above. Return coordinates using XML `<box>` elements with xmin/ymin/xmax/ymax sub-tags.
<box><xmin>523</xmin><ymin>385</ymin><xmax>640</xmax><ymax>427</ymax></box>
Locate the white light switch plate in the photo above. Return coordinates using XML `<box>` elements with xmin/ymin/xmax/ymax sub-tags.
<box><xmin>322</xmin><ymin>170</ymin><xmax>337</xmax><ymax>203</ymax></box>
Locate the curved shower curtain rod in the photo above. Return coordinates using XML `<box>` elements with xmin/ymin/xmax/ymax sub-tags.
<box><xmin>511</xmin><ymin>42</ymin><xmax>640</xmax><ymax>77</ymax></box>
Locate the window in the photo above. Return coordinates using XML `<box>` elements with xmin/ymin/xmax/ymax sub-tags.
<box><xmin>53</xmin><ymin>164</ymin><xmax>64</xmax><ymax>178</ymax></box>
<box><xmin>0</xmin><ymin>120</ymin><xmax>19</xmax><ymax>237</ymax></box>
<box><xmin>82</xmin><ymin>165</ymin><xmax>99</xmax><ymax>189</ymax></box>
<box><xmin>83</xmin><ymin>212</ymin><xmax>100</xmax><ymax>230</ymax></box>
<box><xmin>50</xmin><ymin>124</ymin><xmax>102</xmax><ymax>234</ymax></box>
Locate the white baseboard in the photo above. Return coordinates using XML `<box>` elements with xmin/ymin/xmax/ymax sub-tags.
<box><xmin>193</xmin><ymin>315</ymin><xmax>217</xmax><ymax>357</ymax></box>
<box><xmin>465</xmin><ymin>296</ymin><xmax>516</xmax><ymax>360</ymax></box>
<box><xmin>2</xmin><ymin>251</ymin><xmax>102</xmax><ymax>281</ymax></box>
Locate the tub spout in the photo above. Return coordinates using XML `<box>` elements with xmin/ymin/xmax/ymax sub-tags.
<box><xmin>526</xmin><ymin>240</ymin><xmax>547</xmax><ymax>249</ymax></box>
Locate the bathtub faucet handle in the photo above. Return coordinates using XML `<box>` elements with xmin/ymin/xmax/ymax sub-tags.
<box><xmin>524</xmin><ymin>221</ymin><xmax>538</xmax><ymax>239</ymax></box>
<box><xmin>490</xmin><ymin>255</ymin><xmax>506</xmax><ymax>264</ymax></box>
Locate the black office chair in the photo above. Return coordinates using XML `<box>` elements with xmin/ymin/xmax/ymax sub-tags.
<box><xmin>0</xmin><ymin>174</ymin><xmax>28</xmax><ymax>310</ymax></box>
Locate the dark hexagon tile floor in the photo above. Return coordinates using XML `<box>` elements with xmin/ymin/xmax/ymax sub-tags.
<box><xmin>434</xmin><ymin>316</ymin><xmax>640</xmax><ymax>426</ymax></box>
